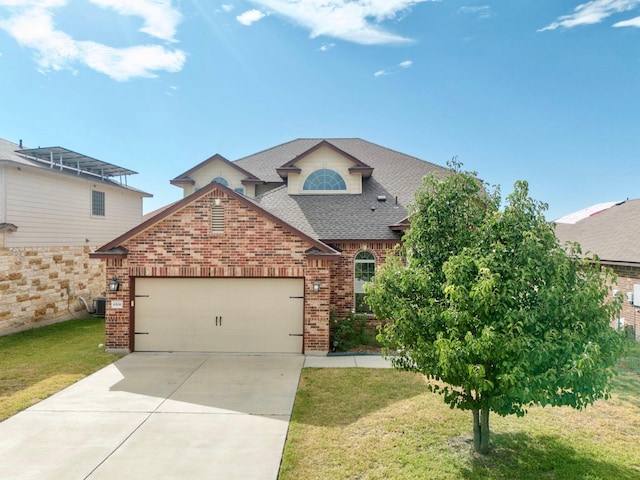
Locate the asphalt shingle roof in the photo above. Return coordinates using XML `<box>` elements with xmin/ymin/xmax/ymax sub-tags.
<box><xmin>554</xmin><ymin>199</ymin><xmax>640</xmax><ymax>264</ymax></box>
<box><xmin>236</xmin><ymin>138</ymin><xmax>449</xmax><ymax>241</ymax></box>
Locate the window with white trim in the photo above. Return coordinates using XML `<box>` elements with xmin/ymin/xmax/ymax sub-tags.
<box><xmin>354</xmin><ymin>251</ymin><xmax>375</xmax><ymax>313</ymax></box>
<box><xmin>91</xmin><ymin>190</ymin><xmax>105</xmax><ymax>217</ymax></box>
<box><xmin>303</xmin><ymin>169</ymin><xmax>347</xmax><ymax>191</ymax></box>
<box><xmin>212</xmin><ymin>177</ymin><xmax>229</xmax><ymax>187</ymax></box>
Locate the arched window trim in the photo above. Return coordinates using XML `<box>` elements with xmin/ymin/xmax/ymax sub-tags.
<box><xmin>354</xmin><ymin>250</ymin><xmax>376</xmax><ymax>313</ymax></box>
<box><xmin>211</xmin><ymin>177</ymin><xmax>229</xmax><ymax>187</ymax></box>
<box><xmin>302</xmin><ymin>168</ymin><xmax>347</xmax><ymax>191</ymax></box>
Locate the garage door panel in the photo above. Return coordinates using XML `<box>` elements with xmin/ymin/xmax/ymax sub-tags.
<box><xmin>134</xmin><ymin>278</ymin><xmax>303</xmax><ymax>353</ymax></box>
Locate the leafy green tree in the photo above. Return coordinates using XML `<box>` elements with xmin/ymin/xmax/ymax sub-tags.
<box><xmin>366</xmin><ymin>162</ymin><xmax>625</xmax><ymax>454</ymax></box>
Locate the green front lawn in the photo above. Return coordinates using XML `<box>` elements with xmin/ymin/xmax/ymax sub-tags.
<box><xmin>280</xmin><ymin>340</ymin><xmax>640</xmax><ymax>480</ymax></box>
<box><xmin>3</xmin><ymin>318</ymin><xmax>639</xmax><ymax>479</ymax></box>
<box><xmin>0</xmin><ymin>318</ymin><xmax>122</xmax><ymax>421</ymax></box>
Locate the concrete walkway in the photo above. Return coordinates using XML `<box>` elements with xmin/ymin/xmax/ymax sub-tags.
<box><xmin>304</xmin><ymin>354</ymin><xmax>392</xmax><ymax>368</ymax></box>
<box><xmin>0</xmin><ymin>353</ymin><xmax>390</xmax><ymax>480</ymax></box>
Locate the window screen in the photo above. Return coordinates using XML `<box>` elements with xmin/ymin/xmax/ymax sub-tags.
<box><xmin>92</xmin><ymin>190</ymin><xmax>105</xmax><ymax>216</ymax></box>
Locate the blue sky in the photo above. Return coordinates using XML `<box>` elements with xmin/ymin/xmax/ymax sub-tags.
<box><xmin>1</xmin><ymin>1</ymin><xmax>638</xmax><ymax>220</ymax></box>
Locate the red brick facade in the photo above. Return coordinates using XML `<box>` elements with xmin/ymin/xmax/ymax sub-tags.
<box><xmin>101</xmin><ymin>188</ymin><xmax>334</xmax><ymax>353</ymax></box>
<box><xmin>609</xmin><ymin>264</ymin><xmax>640</xmax><ymax>342</ymax></box>
<box><xmin>327</xmin><ymin>241</ymin><xmax>399</xmax><ymax>319</ymax></box>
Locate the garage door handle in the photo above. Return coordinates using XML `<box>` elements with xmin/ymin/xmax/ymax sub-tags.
<box><xmin>289</xmin><ymin>296</ymin><xmax>304</xmax><ymax>299</ymax></box>
<box><xmin>289</xmin><ymin>334</ymin><xmax>303</xmax><ymax>337</ymax></box>
<box><xmin>135</xmin><ymin>332</ymin><xmax>149</xmax><ymax>335</ymax></box>
<box><xmin>215</xmin><ymin>316</ymin><xmax>223</xmax><ymax>326</ymax></box>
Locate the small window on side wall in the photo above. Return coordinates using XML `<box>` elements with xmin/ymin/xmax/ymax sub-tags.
<box><xmin>354</xmin><ymin>251</ymin><xmax>375</xmax><ymax>313</ymax></box>
<box><xmin>92</xmin><ymin>190</ymin><xmax>105</xmax><ymax>217</ymax></box>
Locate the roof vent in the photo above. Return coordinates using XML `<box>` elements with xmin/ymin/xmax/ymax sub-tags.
<box><xmin>377</xmin><ymin>195</ymin><xmax>387</xmax><ymax>202</ymax></box>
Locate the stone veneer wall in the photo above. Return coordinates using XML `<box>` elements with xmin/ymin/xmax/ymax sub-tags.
<box><xmin>0</xmin><ymin>246</ymin><xmax>105</xmax><ymax>334</ymax></box>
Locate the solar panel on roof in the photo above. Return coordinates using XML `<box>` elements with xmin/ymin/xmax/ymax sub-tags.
<box><xmin>15</xmin><ymin>146</ymin><xmax>137</xmax><ymax>178</ymax></box>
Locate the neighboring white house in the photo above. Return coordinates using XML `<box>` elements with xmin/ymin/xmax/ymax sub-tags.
<box><xmin>0</xmin><ymin>137</ymin><xmax>151</xmax><ymax>334</ymax></box>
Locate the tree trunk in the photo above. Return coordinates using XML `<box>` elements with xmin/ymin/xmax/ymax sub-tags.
<box><xmin>480</xmin><ymin>407</ymin><xmax>490</xmax><ymax>454</ymax></box>
<box><xmin>472</xmin><ymin>409</ymin><xmax>481</xmax><ymax>453</ymax></box>
<box><xmin>472</xmin><ymin>407</ymin><xmax>491</xmax><ymax>454</ymax></box>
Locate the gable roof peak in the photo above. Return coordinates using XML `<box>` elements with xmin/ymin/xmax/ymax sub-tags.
<box><xmin>277</xmin><ymin>139</ymin><xmax>373</xmax><ymax>172</ymax></box>
<box><xmin>92</xmin><ymin>181</ymin><xmax>339</xmax><ymax>259</ymax></box>
<box><xmin>170</xmin><ymin>152</ymin><xmax>260</xmax><ymax>186</ymax></box>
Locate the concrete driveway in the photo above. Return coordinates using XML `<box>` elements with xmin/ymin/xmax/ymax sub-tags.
<box><xmin>0</xmin><ymin>353</ymin><xmax>303</xmax><ymax>480</ymax></box>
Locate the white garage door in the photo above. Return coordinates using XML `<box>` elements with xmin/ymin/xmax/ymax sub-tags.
<box><xmin>133</xmin><ymin>278</ymin><xmax>304</xmax><ymax>353</ymax></box>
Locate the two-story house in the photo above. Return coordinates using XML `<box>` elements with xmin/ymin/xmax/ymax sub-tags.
<box><xmin>91</xmin><ymin>138</ymin><xmax>448</xmax><ymax>354</ymax></box>
<box><xmin>0</xmin><ymin>137</ymin><xmax>151</xmax><ymax>334</ymax></box>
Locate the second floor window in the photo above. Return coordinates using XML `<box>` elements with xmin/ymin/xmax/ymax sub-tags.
<box><xmin>303</xmin><ymin>169</ymin><xmax>347</xmax><ymax>191</ymax></box>
<box><xmin>92</xmin><ymin>190</ymin><xmax>105</xmax><ymax>216</ymax></box>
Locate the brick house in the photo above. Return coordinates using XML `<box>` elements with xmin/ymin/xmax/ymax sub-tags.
<box><xmin>0</xmin><ymin>138</ymin><xmax>150</xmax><ymax>334</ymax></box>
<box><xmin>555</xmin><ymin>200</ymin><xmax>640</xmax><ymax>342</ymax></box>
<box><xmin>91</xmin><ymin>138</ymin><xmax>448</xmax><ymax>354</ymax></box>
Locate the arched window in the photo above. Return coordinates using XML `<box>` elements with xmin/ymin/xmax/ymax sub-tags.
<box><xmin>354</xmin><ymin>251</ymin><xmax>375</xmax><ymax>313</ymax></box>
<box><xmin>303</xmin><ymin>169</ymin><xmax>347</xmax><ymax>191</ymax></box>
<box><xmin>211</xmin><ymin>177</ymin><xmax>229</xmax><ymax>187</ymax></box>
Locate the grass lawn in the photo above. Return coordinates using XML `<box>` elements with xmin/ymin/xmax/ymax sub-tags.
<box><xmin>280</xmin><ymin>340</ymin><xmax>640</xmax><ymax>480</ymax></box>
<box><xmin>0</xmin><ymin>318</ymin><xmax>122</xmax><ymax>421</ymax></box>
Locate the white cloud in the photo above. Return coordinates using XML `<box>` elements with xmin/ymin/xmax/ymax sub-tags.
<box><xmin>0</xmin><ymin>1</ymin><xmax>66</xmax><ymax>6</ymax></box>
<box><xmin>458</xmin><ymin>5</ymin><xmax>492</xmax><ymax>19</ymax></box>
<box><xmin>539</xmin><ymin>0</ymin><xmax>640</xmax><ymax>31</ymax></box>
<box><xmin>221</xmin><ymin>4</ymin><xmax>233</xmax><ymax>13</ymax></box>
<box><xmin>236</xmin><ymin>9</ymin><xmax>266</xmax><ymax>26</ymax></box>
<box><xmin>249</xmin><ymin>0</ymin><xmax>432</xmax><ymax>45</ymax></box>
<box><xmin>374</xmin><ymin>59</ymin><xmax>413</xmax><ymax>76</ymax></box>
<box><xmin>90</xmin><ymin>0</ymin><xmax>181</xmax><ymax>42</ymax></box>
<box><xmin>0</xmin><ymin>0</ymin><xmax>186</xmax><ymax>80</ymax></box>
<box><xmin>613</xmin><ymin>14</ymin><xmax>640</xmax><ymax>26</ymax></box>
<box><xmin>319</xmin><ymin>42</ymin><xmax>336</xmax><ymax>51</ymax></box>
<box><xmin>80</xmin><ymin>42</ymin><xmax>185</xmax><ymax>81</ymax></box>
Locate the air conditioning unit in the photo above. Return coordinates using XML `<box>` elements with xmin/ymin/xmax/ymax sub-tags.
<box><xmin>93</xmin><ymin>297</ymin><xmax>106</xmax><ymax>317</ymax></box>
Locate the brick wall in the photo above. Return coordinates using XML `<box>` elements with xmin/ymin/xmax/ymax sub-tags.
<box><xmin>327</xmin><ymin>241</ymin><xmax>399</xmax><ymax>319</ymax></box>
<box><xmin>609</xmin><ymin>264</ymin><xmax>640</xmax><ymax>343</ymax></box>
<box><xmin>103</xmin><ymin>189</ymin><xmax>333</xmax><ymax>353</ymax></box>
<box><xmin>0</xmin><ymin>246</ymin><xmax>104</xmax><ymax>334</ymax></box>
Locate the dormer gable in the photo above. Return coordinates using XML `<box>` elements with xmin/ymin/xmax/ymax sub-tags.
<box><xmin>170</xmin><ymin>154</ymin><xmax>262</xmax><ymax>198</ymax></box>
<box><xmin>275</xmin><ymin>140</ymin><xmax>374</xmax><ymax>195</ymax></box>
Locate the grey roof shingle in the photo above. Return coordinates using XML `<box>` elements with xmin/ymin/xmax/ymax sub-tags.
<box><xmin>236</xmin><ymin>138</ymin><xmax>448</xmax><ymax>241</ymax></box>
<box><xmin>554</xmin><ymin>199</ymin><xmax>640</xmax><ymax>264</ymax></box>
